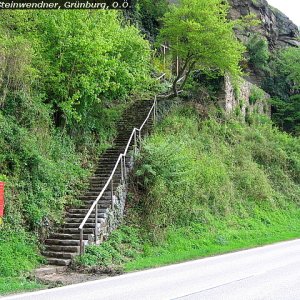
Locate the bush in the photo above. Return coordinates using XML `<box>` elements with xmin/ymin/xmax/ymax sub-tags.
<box><xmin>0</xmin><ymin>229</ymin><xmax>41</xmax><ymax>277</ymax></box>
<box><xmin>249</xmin><ymin>86</ymin><xmax>266</xmax><ymax>105</ymax></box>
<box><xmin>76</xmin><ymin>226</ymin><xmax>142</xmax><ymax>269</ymax></box>
<box><xmin>135</xmin><ymin>105</ymin><xmax>300</xmax><ymax>239</ymax></box>
<box><xmin>263</xmin><ymin>47</ymin><xmax>300</xmax><ymax>134</ymax></box>
<box><xmin>247</xmin><ymin>34</ymin><xmax>270</xmax><ymax>72</ymax></box>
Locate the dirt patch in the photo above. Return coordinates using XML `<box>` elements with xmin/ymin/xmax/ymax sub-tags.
<box><xmin>33</xmin><ymin>266</ymin><xmax>110</xmax><ymax>287</ymax></box>
<box><xmin>37</xmin><ymin>272</ymin><xmax>107</xmax><ymax>287</ymax></box>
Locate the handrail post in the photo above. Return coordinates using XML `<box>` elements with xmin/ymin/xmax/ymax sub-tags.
<box><xmin>95</xmin><ymin>204</ymin><xmax>98</xmax><ymax>243</ymax></box>
<box><xmin>134</xmin><ymin>130</ymin><xmax>137</xmax><ymax>155</ymax></box>
<box><xmin>111</xmin><ymin>178</ymin><xmax>114</xmax><ymax>208</ymax></box>
<box><xmin>120</xmin><ymin>158</ymin><xmax>124</xmax><ymax>184</ymax></box>
<box><xmin>123</xmin><ymin>155</ymin><xmax>127</xmax><ymax>183</ymax></box>
<box><xmin>80</xmin><ymin>228</ymin><xmax>83</xmax><ymax>255</ymax></box>
<box><xmin>138</xmin><ymin>130</ymin><xmax>142</xmax><ymax>150</ymax></box>
<box><xmin>154</xmin><ymin>96</ymin><xmax>157</xmax><ymax>125</ymax></box>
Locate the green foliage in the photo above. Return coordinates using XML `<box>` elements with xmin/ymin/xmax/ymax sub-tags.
<box><xmin>158</xmin><ymin>0</ymin><xmax>245</xmax><ymax>94</ymax></box>
<box><xmin>35</xmin><ymin>11</ymin><xmax>152</xmax><ymax>128</ymax></box>
<box><xmin>0</xmin><ymin>10</ymin><xmax>154</xmax><ymax>289</ymax></box>
<box><xmin>135</xmin><ymin>105</ymin><xmax>300</xmax><ymax>238</ymax></box>
<box><xmin>278</xmin><ymin>47</ymin><xmax>300</xmax><ymax>89</ymax></box>
<box><xmin>134</xmin><ymin>0</ymin><xmax>169</xmax><ymax>38</ymax></box>
<box><xmin>271</xmin><ymin>96</ymin><xmax>300</xmax><ymax>135</ymax></box>
<box><xmin>0</xmin><ymin>10</ymin><xmax>153</xmax><ymax>131</ymax></box>
<box><xmin>249</xmin><ymin>86</ymin><xmax>266</xmax><ymax>105</ymax></box>
<box><xmin>0</xmin><ymin>109</ymin><xmax>90</xmax><ymax>229</ymax></box>
<box><xmin>125</xmin><ymin>206</ymin><xmax>300</xmax><ymax>271</ymax></box>
<box><xmin>76</xmin><ymin>226</ymin><xmax>142</xmax><ymax>269</ymax></box>
<box><xmin>0</xmin><ymin>277</ymin><xmax>43</xmax><ymax>295</ymax></box>
<box><xmin>0</xmin><ymin>229</ymin><xmax>41</xmax><ymax>277</ymax></box>
<box><xmin>247</xmin><ymin>34</ymin><xmax>270</xmax><ymax>72</ymax></box>
<box><xmin>264</xmin><ymin>47</ymin><xmax>300</xmax><ymax>134</ymax></box>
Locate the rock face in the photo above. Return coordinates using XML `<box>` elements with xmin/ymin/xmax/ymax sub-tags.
<box><xmin>229</xmin><ymin>0</ymin><xmax>300</xmax><ymax>49</ymax></box>
<box><xmin>218</xmin><ymin>76</ymin><xmax>270</xmax><ymax>117</ymax></box>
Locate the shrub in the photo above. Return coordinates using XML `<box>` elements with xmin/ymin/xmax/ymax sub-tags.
<box><xmin>135</xmin><ymin>105</ymin><xmax>300</xmax><ymax>239</ymax></box>
<box><xmin>0</xmin><ymin>229</ymin><xmax>41</xmax><ymax>277</ymax></box>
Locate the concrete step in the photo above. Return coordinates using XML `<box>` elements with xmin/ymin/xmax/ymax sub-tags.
<box><xmin>79</xmin><ymin>194</ymin><xmax>112</xmax><ymax>201</ymax></box>
<box><xmin>44</xmin><ymin>245</ymin><xmax>80</xmax><ymax>253</ymax></box>
<box><xmin>43</xmin><ymin>251</ymin><xmax>77</xmax><ymax>259</ymax></box>
<box><xmin>89</xmin><ymin>175</ymin><xmax>121</xmax><ymax>180</ymax></box>
<box><xmin>67</xmin><ymin>208</ymin><xmax>108</xmax><ymax>214</ymax></box>
<box><xmin>63</xmin><ymin>222</ymin><xmax>101</xmax><ymax>229</ymax></box>
<box><xmin>58</xmin><ymin>228</ymin><xmax>94</xmax><ymax>234</ymax></box>
<box><xmin>45</xmin><ymin>239</ymin><xmax>81</xmax><ymax>246</ymax></box>
<box><xmin>78</xmin><ymin>202</ymin><xmax>111</xmax><ymax>210</ymax></box>
<box><xmin>48</xmin><ymin>233</ymin><xmax>89</xmax><ymax>241</ymax></box>
<box><xmin>85</xmin><ymin>190</ymin><xmax>112</xmax><ymax>196</ymax></box>
<box><xmin>66</xmin><ymin>216</ymin><xmax>106</xmax><ymax>223</ymax></box>
<box><xmin>46</xmin><ymin>258</ymin><xmax>71</xmax><ymax>266</ymax></box>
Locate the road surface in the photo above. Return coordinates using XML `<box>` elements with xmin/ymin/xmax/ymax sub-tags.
<box><xmin>3</xmin><ymin>239</ymin><xmax>300</xmax><ymax>300</ymax></box>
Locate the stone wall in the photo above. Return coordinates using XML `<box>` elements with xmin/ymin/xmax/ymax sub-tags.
<box><xmin>219</xmin><ymin>75</ymin><xmax>270</xmax><ymax>118</ymax></box>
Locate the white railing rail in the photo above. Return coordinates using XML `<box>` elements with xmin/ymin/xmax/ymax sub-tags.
<box><xmin>79</xmin><ymin>97</ymin><xmax>158</xmax><ymax>254</ymax></box>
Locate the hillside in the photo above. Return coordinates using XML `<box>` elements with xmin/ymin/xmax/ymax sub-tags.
<box><xmin>0</xmin><ymin>9</ymin><xmax>155</xmax><ymax>294</ymax></box>
<box><xmin>77</xmin><ymin>104</ymin><xmax>300</xmax><ymax>271</ymax></box>
<box><xmin>0</xmin><ymin>0</ymin><xmax>299</xmax><ymax>295</ymax></box>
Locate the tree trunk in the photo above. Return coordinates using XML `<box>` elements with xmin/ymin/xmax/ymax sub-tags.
<box><xmin>179</xmin><ymin>61</ymin><xmax>196</xmax><ymax>91</ymax></box>
<box><xmin>172</xmin><ymin>58</ymin><xmax>191</xmax><ymax>96</ymax></box>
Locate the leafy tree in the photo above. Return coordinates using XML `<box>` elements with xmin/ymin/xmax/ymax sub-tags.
<box><xmin>134</xmin><ymin>0</ymin><xmax>169</xmax><ymax>38</ymax></box>
<box><xmin>158</xmin><ymin>0</ymin><xmax>245</xmax><ymax>95</ymax></box>
<box><xmin>247</xmin><ymin>34</ymin><xmax>270</xmax><ymax>72</ymax></box>
<box><xmin>264</xmin><ymin>47</ymin><xmax>300</xmax><ymax>135</ymax></box>
<box><xmin>271</xmin><ymin>96</ymin><xmax>300</xmax><ymax>135</ymax></box>
<box><xmin>278</xmin><ymin>47</ymin><xmax>300</xmax><ymax>90</ymax></box>
<box><xmin>35</xmin><ymin>11</ymin><xmax>152</xmax><ymax>128</ymax></box>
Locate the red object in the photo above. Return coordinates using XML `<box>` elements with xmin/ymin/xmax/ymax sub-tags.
<box><xmin>0</xmin><ymin>182</ymin><xmax>5</xmax><ymax>217</ymax></box>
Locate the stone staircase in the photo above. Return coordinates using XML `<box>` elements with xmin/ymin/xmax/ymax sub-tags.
<box><xmin>43</xmin><ymin>100</ymin><xmax>154</xmax><ymax>266</ymax></box>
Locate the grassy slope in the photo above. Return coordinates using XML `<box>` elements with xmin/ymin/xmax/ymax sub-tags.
<box><xmin>78</xmin><ymin>104</ymin><xmax>300</xmax><ymax>272</ymax></box>
<box><xmin>125</xmin><ymin>207</ymin><xmax>300</xmax><ymax>271</ymax></box>
<box><xmin>0</xmin><ymin>229</ymin><xmax>44</xmax><ymax>295</ymax></box>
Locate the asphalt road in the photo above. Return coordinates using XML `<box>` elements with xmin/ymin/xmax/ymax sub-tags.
<box><xmin>4</xmin><ymin>239</ymin><xmax>300</xmax><ymax>300</ymax></box>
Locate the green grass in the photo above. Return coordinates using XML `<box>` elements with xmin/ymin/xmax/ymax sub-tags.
<box><xmin>125</xmin><ymin>206</ymin><xmax>300</xmax><ymax>271</ymax></box>
<box><xmin>0</xmin><ymin>277</ymin><xmax>44</xmax><ymax>296</ymax></box>
<box><xmin>0</xmin><ymin>229</ymin><xmax>44</xmax><ymax>295</ymax></box>
<box><xmin>75</xmin><ymin>226</ymin><xmax>143</xmax><ymax>269</ymax></box>
<box><xmin>0</xmin><ymin>229</ymin><xmax>42</xmax><ymax>277</ymax></box>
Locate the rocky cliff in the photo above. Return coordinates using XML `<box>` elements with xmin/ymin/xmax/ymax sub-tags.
<box><xmin>229</xmin><ymin>0</ymin><xmax>300</xmax><ymax>49</ymax></box>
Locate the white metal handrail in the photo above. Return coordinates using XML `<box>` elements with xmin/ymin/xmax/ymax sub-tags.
<box><xmin>79</xmin><ymin>97</ymin><xmax>157</xmax><ymax>254</ymax></box>
<box><xmin>156</xmin><ymin>73</ymin><xmax>166</xmax><ymax>81</ymax></box>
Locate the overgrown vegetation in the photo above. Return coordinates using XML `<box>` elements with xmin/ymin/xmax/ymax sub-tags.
<box><xmin>1</xmin><ymin>1</ymin><xmax>299</xmax><ymax>295</ymax></box>
<box><xmin>247</xmin><ymin>34</ymin><xmax>270</xmax><ymax>72</ymax></box>
<box><xmin>261</xmin><ymin>47</ymin><xmax>300</xmax><ymax>135</ymax></box>
<box><xmin>0</xmin><ymin>10</ymin><xmax>153</xmax><ymax>292</ymax></box>
<box><xmin>0</xmin><ymin>228</ymin><xmax>43</xmax><ymax>294</ymax></box>
<box><xmin>75</xmin><ymin>226</ymin><xmax>142</xmax><ymax>271</ymax></box>
<box><xmin>133</xmin><ymin>0</ymin><xmax>169</xmax><ymax>39</ymax></box>
<box><xmin>78</xmin><ymin>105</ymin><xmax>300</xmax><ymax>271</ymax></box>
<box><xmin>249</xmin><ymin>86</ymin><xmax>266</xmax><ymax>105</ymax></box>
